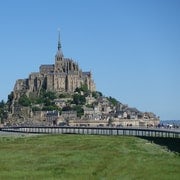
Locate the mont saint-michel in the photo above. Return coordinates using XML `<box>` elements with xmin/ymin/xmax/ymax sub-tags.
<box><xmin>2</xmin><ymin>34</ymin><xmax>159</xmax><ymax>127</ymax></box>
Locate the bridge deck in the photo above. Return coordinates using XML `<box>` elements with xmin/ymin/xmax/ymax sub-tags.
<box><xmin>1</xmin><ymin>126</ymin><xmax>180</xmax><ymax>138</ymax></box>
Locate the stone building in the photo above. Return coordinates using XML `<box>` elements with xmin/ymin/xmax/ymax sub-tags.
<box><xmin>13</xmin><ymin>33</ymin><xmax>96</xmax><ymax>100</ymax></box>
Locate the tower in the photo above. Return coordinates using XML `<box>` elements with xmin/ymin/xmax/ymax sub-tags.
<box><xmin>56</xmin><ymin>31</ymin><xmax>64</xmax><ymax>61</ymax></box>
<box><xmin>55</xmin><ymin>31</ymin><xmax>64</xmax><ymax>73</ymax></box>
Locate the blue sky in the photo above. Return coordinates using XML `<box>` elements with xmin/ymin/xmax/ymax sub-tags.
<box><xmin>0</xmin><ymin>0</ymin><xmax>180</xmax><ymax>120</ymax></box>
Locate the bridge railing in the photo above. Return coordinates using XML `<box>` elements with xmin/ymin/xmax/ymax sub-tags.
<box><xmin>1</xmin><ymin>126</ymin><xmax>180</xmax><ymax>138</ymax></box>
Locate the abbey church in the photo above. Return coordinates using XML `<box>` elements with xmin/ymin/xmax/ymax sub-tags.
<box><xmin>14</xmin><ymin>33</ymin><xmax>96</xmax><ymax>99</ymax></box>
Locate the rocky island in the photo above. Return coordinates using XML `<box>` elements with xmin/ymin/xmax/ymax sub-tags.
<box><xmin>0</xmin><ymin>33</ymin><xmax>159</xmax><ymax>127</ymax></box>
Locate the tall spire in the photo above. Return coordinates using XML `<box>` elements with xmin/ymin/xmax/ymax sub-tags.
<box><xmin>58</xmin><ymin>30</ymin><xmax>61</xmax><ymax>50</ymax></box>
<box><xmin>56</xmin><ymin>29</ymin><xmax>63</xmax><ymax>58</ymax></box>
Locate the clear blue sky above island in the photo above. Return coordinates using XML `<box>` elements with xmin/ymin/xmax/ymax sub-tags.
<box><xmin>0</xmin><ymin>0</ymin><xmax>180</xmax><ymax>120</ymax></box>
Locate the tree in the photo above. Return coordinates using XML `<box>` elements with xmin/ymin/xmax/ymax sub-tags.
<box><xmin>92</xmin><ymin>91</ymin><xmax>103</xmax><ymax>99</ymax></box>
<box><xmin>62</xmin><ymin>106</ymin><xmax>73</xmax><ymax>111</ymax></box>
<box><xmin>32</xmin><ymin>106</ymin><xmax>41</xmax><ymax>111</ymax></box>
<box><xmin>73</xmin><ymin>105</ymin><xmax>84</xmax><ymax>117</ymax></box>
<box><xmin>81</xmin><ymin>84</ymin><xmax>88</xmax><ymax>93</ymax></box>
<box><xmin>59</xmin><ymin>93</ymin><xmax>71</xmax><ymax>98</ymax></box>
<box><xmin>0</xmin><ymin>100</ymin><xmax>8</xmax><ymax>123</ymax></box>
<box><xmin>73</xmin><ymin>94</ymin><xmax>86</xmax><ymax>105</ymax></box>
<box><xmin>42</xmin><ymin>105</ymin><xmax>60</xmax><ymax>111</ymax></box>
<box><xmin>74</xmin><ymin>87</ymin><xmax>81</xmax><ymax>94</ymax></box>
<box><xmin>7</xmin><ymin>92</ymin><xmax>13</xmax><ymax>104</ymax></box>
<box><xmin>74</xmin><ymin>84</ymin><xmax>89</xmax><ymax>96</ymax></box>
<box><xmin>107</xmin><ymin>96</ymin><xmax>119</xmax><ymax>106</ymax></box>
<box><xmin>8</xmin><ymin>91</ymin><xmax>14</xmax><ymax>102</ymax></box>
<box><xmin>18</xmin><ymin>95</ymin><xmax>31</xmax><ymax>106</ymax></box>
<box><xmin>43</xmin><ymin>91</ymin><xmax>57</xmax><ymax>100</ymax></box>
<box><xmin>86</xmin><ymin>104</ymin><xmax>93</xmax><ymax>108</ymax></box>
<box><xmin>0</xmin><ymin>100</ymin><xmax>5</xmax><ymax>108</ymax></box>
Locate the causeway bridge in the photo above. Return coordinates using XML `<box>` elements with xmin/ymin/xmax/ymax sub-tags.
<box><xmin>0</xmin><ymin>126</ymin><xmax>180</xmax><ymax>138</ymax></box>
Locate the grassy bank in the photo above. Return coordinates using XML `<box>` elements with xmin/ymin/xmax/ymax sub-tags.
<box><xmin>0</xmin><ymin>134</ymin><xmax>179</xmax><ymax>179</ymax></box>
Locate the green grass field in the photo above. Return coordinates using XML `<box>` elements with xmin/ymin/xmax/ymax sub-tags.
<box><xmin>0</xmin><ymin>134</ymin><xmax>179</xmax><ymax>180</ymax></box>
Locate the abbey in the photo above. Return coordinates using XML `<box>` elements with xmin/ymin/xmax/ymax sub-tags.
<box><xmin>14</xmin><ymin>34</ymin><xmax>96</xmax><ymax>99</ymax></box>
<box><xmin>4</xmin><ymin>33</ymin><xmax>159</xmax><ymax>127</ymax></box>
